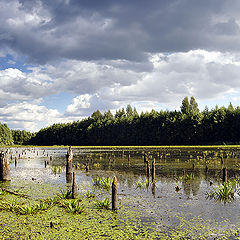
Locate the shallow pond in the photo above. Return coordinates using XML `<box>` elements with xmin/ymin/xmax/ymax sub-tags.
<box><xmin>2</xmin><ymin>146</ymin><xmax>240</xmax><ymax>239</ymax></box>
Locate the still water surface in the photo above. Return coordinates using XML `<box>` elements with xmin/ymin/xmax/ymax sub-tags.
<box><xmin>7</xmin><ymin>147</ymin><xmax>240</xmax><ymax>233</ymax></box>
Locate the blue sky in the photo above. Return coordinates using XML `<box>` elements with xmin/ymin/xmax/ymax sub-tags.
<box><xmin>1</xmin><ymin>0</ymin><xmax>240</xmax><ymax>131</ymax></box>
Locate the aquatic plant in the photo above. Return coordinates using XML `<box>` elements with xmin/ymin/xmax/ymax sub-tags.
<box><xmin>92</xmin><ymin>177</ymin><xmax>101</xmax><ymax>187</ymax></box>
<box><xmin>85</xmin><ymin>190</ymin><xmax>95</xmax><ymax>199</ymax></box>
<box><xmin>145</xmin><ymin>177</ymin><xmax>151</xmax><ymax>190</ymax></box>
<box><xmin>0</xmin><ymin>199</ymin><xmax>22</xmax><ymax>212</ymax></box>
<box><xmin>0</xmin><ymin>189</ymin><xmax>5</xmax><ymax>195</ymax></box>
<box><xmin>207</xmin><ymin>180</ymin><xmax>238</xmax><ymax>203</ymax></box>
<box><xmin>101</xmin><ymin>177</ymin><xmax>112</xmax><ymax>191</ymax></box>
<box><xmin>61</xmin><ymin>199</ymin><xmax>85</xmax><ymax>214</ymax></box>
<box><xmin>95</xmin><ymin>198</ymin><xmax>111</xmax><ymax>210</ymax></box>
<box><xmin>17</xmin><ymin>204</ymin><xmax>39</xmax><ymax>215</ymax></box>
<box><xmin>57</xmin><ymin>189</ymin><xmax>72</xmax><ymax>199</ymax></box>
<box><xmin>51</xmin><ymin>166</ymin><xmax>62</xmax><ymax>175</ymax></box>
<box><xmin>135</xmin><ymin>178</ymin><xmax>153</xmax><ymax>190</ymax></box>
<box><xmin>135</xmin><ymin>180</ymin><xmax>143</xmax><ymax>189</ymax></box>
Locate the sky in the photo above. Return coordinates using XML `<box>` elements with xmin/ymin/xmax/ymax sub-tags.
<box><xmin>1</xmin><ymin>0</ymin><xmax>240</xmax><ymax>132</ymax></box>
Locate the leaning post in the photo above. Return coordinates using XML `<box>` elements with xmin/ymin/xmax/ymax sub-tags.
<box><xmin>112</xmin><ymin>176</ymin><xmax>118</xmax><ymax>211</ymax></box>
<box><xmin>0</xmin><ymin>150</ymin><xmax>11</xmax><ymax>181</ymax></box>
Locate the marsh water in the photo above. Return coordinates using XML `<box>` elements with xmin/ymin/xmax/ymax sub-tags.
<box><xmin>5</xmin><ymin>147</ymin><xmax>240</xmax><ymax>237</ymax></box>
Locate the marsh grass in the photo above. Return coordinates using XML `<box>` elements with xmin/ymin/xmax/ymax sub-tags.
<box><xmin>101</xmin><ymin>177</ymin><xmax>112</xmax><ymax>191</ymax></box>
<box><xmin>95</xmin><ymin>198</ymin><xmax>111</xmax><ymax>210</ymax></box>
<box><xmin>135</xmin><ymin>178</ymin><xmax>153</xmax><ymax>190</ymax></box>
<box><xmin>135</xmin><ymin>181</ymin><xmax>143</xmax><ymax>189</ymax></box>
<box><xmin>92</xmin><ymin>177</ymin><xmax>112</xmax><ymax>191</ymax></box>
<box><xmin>51</xmin><ymin>166</ymin><xmax>62</xmax><ymax>175</ymax></box>
<box><xmin>0</xmin><ymin>198</ymin><xmax>54</xmax><ymax>215</ymax></box>
<box><xmin>92</xmin><ymin>177</ymin><xmax>101</xmax><ymax>187</ymax></box>
<box><xmin>61</xmin><ymin>199</ymin><xmax>85</xmax><ymax>214</ymax></box>
<box><xmin>207</xmin><ymin>180</ymin><xmax>238</xmax><ymax>203</ymax></box>
<box><xmin>57</xmin><ymin>189</ymin><xmax>72</xmax><ymax>199</ymax></box>
<box><xmin>85</xmin><ymin>190</ymin><xmax>95</xmax><ymax>199</ymax></box>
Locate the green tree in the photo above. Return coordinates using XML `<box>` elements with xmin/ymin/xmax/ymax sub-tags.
<box><xmin>180</xmin><ymin>96</ymin><xmax>190</xmax><ymax>115</ymax></box>
<box><xmin>189</xmin><ymin>96</ymin><xmax>199</xmax><ymax>115</ymax></box>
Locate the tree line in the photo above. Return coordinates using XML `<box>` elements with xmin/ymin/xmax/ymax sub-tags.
<box><xmin>25</xmin><ymin>97</ymin><xmax>240</xmax><ymax>146</ymax></box>
<box><xmin>0</xmin><ymin>96</ymin><xmax>239</xmax><ymax>146</ymax></box>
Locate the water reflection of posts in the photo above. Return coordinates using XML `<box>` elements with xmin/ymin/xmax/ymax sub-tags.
<box><xmin>152</xmin><ymin>182</ymin><xmax>156</xmax><ymax>198</ymax></box>
<box><xmin>128</xmin><ymin>154</ymin><xmax>130</xmax><ymax>164</ymax></box>
<box><xmin>146</xmin><ymin>160</ymin><xmax>150</xmax><ymax>178</ymax></box>
<box><xmin>223</xmin><ymin>167</ymin><xmax>227</xmax><ymax>183</ymax></box>
<box><xmin>0</xmin><ymin>150</ymin><xmax>11</xmax><ymax>181</ymax></box>
<box><xmin>72</xmin><ymin>172</ymin><xmax>77</xmax><ymax>199</ymax></box>
<box><xmin>14</xmin><ymin>157</ymin><xmax>17</xmax><ymax>168</ymax></box>
<box><xmin>112</xmin><ymin>176</ymin><xmax>117</xmax><ymax>211</ymax></box>
<box><xmin>66</xmin><ymin>146</ymin><xmax>73</xmax><ymax>184</ymax></box>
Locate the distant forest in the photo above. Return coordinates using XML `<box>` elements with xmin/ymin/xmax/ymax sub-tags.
<box><xmin>1</xmin><ymin>96</ymin><xmax>240</xmax><ymax>146</ymax></box>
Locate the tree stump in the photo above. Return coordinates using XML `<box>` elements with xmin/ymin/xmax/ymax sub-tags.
<box><xmin>72</xmin><ymin>172</ymin><xmax>77</xmax><ymax>199</ymax></box>
<box><xmin>223</xmin><ymin>168</ymin><xmax>227</xmax><ymax>183</ymax></box>
<box><xmin>0</xmin><ymin>150</ymin><xmax>10</xmax><ymax>181</ymax></box>
<box><xmin>112</xmin><ymin>176</ymin><xmax>118</xmax><ymax>211</ymax></box>
<box><xmin>66</xmin><ymin>146</ymin><xmax>73</xmax><ymax>184</ymax></box>
<box><xmin>66</xmin><ymin>146</ymin><xmax>73</xmax><ymax>175</ymax></box>
<box><xmin>152</xmin><ymin>158</ymin><xmax>156</xmax><ymax>182</ymax></box>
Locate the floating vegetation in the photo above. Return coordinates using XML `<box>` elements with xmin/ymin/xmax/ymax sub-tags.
<box><xmin>95</xmin><ymin>198</ymin><xmax>111</xmax><ymax>210</ymax></box>
<box><xmin>207</xmin><ymin>180</ymin><xmax>238</xmax><ymax>203</ymax></box>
